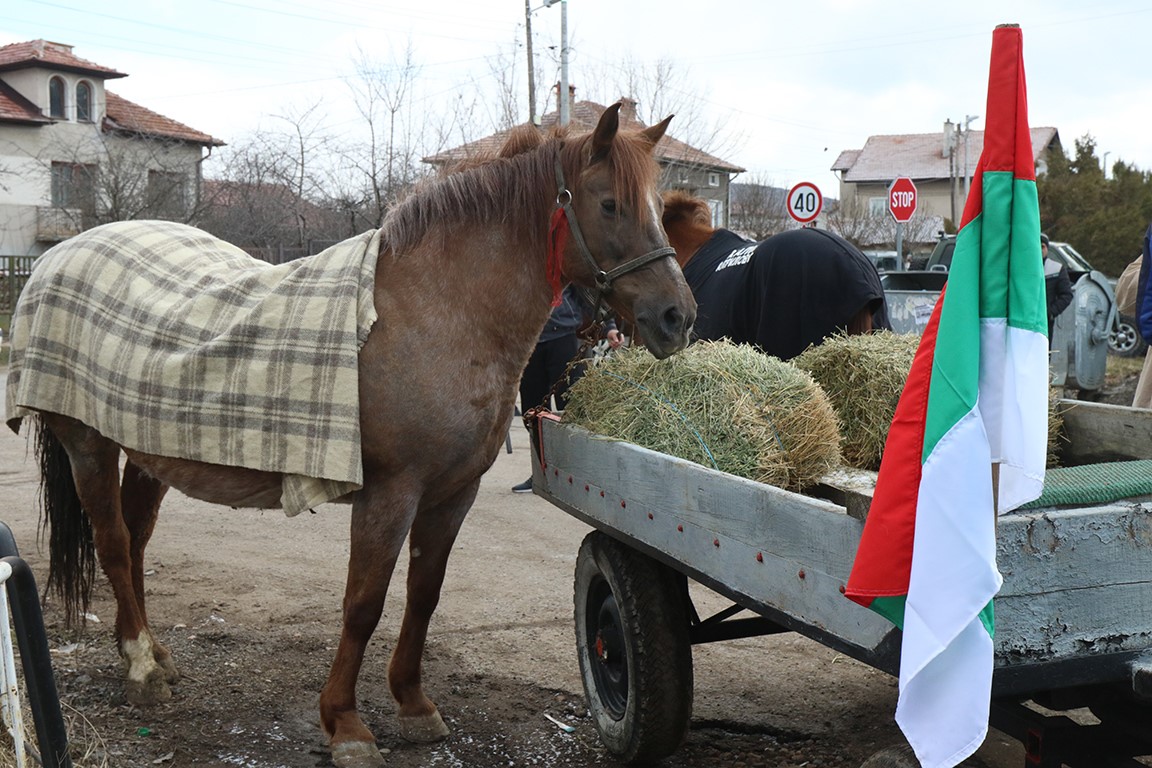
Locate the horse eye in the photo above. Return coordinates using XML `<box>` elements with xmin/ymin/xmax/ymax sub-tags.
<box><xmin>601</xmin><ymin>199</ymin><xmax>618</xmax><ymax>215</ymax></box>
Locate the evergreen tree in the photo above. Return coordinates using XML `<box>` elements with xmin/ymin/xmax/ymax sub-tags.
<box><xmin>1038</xmin><ymin>134</ymin><xmax>1152</xmax><ymax>277</ymax></box>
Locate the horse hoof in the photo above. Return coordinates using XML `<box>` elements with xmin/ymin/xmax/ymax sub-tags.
<box><xmin>154</xmin><ymin>654</ymin><xmax>181</xmax><ymax>684</ymax></box>
<box><xmin>331</xmin><ymin>740</ymin><xmax>386</xmax><ymax>768</ymax></box>
<box><xmin>398</xmin><ymin>710</ymin><xmax>450</xmax><ymax>743</ymax></box>
<box><xmin>125</xmin><ymin>671</ymin><xmax>172</xmax><ymax>707</ymax></box>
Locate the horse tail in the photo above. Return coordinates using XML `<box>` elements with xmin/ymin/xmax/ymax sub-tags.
<box><xmin>34</xmin><ymin>417</ymin><xmax>95</xmax><ymax>625</ymax></box>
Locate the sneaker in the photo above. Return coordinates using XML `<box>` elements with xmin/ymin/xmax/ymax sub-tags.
<box><xmin>512</xmin><ymin>477</ymin><xmax>533</xmax><ymax>493</ymax></box>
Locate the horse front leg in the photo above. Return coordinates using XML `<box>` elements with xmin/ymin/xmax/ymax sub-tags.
<box><xmin>388</xmin><ymin>480</ymin><xmax>479</xmax><ymax>741</ymax></box>
<box><xmin>321</xmin><ymin>481</ymin><xmax>416</xmax><ymax>768</ymax></box>
<box><xmin>120</xmin><ymin>461</ymin><xmax>176</xmax><ymax>683</ymax></box>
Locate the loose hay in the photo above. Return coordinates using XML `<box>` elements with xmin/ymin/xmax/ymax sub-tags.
<box><xmin>563</xmin><ymin>340</ymin><xmax>841</xmax><ymax>490</ymax></box>
<box><xmin>793</xmin><ymin>331</ymin><xmax>919</xmax><ymax>471</ymax></box>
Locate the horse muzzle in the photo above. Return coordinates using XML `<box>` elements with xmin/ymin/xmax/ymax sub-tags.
<box><xmin>634</xmin><ymin>299</ymin><xmax>695</xmax><ymax>360</ymax></box>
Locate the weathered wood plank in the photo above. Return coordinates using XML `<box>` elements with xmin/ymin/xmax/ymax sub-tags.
<box><xmin>997</xmin><ymin>503</ymin><xmax>1152</xmax><ymax>596</ymax></box>
<box><xmin>1058</xmin><ymin>398</ymin><xmax>1152</xmax><ymax>463</ymax></box>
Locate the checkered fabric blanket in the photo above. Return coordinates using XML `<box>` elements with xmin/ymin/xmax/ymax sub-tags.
<box><xmin>6</xmin><ymin>220</ymin><xmax>381</xmax><ymax>516</ymax></box>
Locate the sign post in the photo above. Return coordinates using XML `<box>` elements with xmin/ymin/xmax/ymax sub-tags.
<box><xmin>888</xmin><ymin>177</ymin><xmax>918</xmax><ymax>266</ymax></box>
<box><xmin>787</xmin><ymin>182</ymin><xmax>823</xmax><ymax>228</ymax></box>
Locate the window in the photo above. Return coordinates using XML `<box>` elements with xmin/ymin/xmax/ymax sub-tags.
<box><xmin>867</xmin><ymin>197</ymin><xmax>888</xmax><ymax>217</ymax></box>
<box><xmin>707</xmin><ymin>172</ymin><xmax>720</xmax><ymax>188</ymax></box>
<box><xmin>708</xmin><ymin>199</ymin><xmax>724</xmax><ymax>228</ymax></box>
<box><xmin>76</xmin><ymin>81</ymin><xmax>92</xmax><ymax>122</ymax></box>
<box><xmin>49</xmin><ymin>76</ymin><xmax>66</xmax><ymax>118</ymax></box>
<box><xmin>147</xmin><ymin>170</ymin><xmax>188</xmax><ymax>218</ymax></box>
<box><xmin>51</xmin><ymin>162</ymin><xmax>97</xmax><ymax>209</ymax></box>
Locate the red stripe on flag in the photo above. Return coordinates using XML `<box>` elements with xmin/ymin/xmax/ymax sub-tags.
<box><xmin>845</xmin><ymin>286</ymin><xmax>947</xmax><ymax>604</ymax></box>
<box><xmin>979</xmin><ymin>26</ymin><xmax>1033</xmax><ymax>181</ymax></box>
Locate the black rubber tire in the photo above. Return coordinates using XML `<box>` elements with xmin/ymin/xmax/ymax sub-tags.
<box><xmin>1109</xmin><ymin>314</ymin><xmax>1149</xmax><ymax>358</ymax></box>
<box><xmin>573</xmin><ymin>531</ymin><xmax>693</xmax><ymax>764</ymax></box>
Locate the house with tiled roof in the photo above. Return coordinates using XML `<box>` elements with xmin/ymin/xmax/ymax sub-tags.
<box><xmin>425</xmin><ymin>91</ymin><xmax>745</xmax><ymax>226</ymax></box>
<box><xmin>0</xmin><ymin>39</ymin><xmax>223</xmax><ymax>260</ymax></box>
<box><xmin>831</xmin><ymin>125</ymin><xmax>1061</xmax><ymax>228</ymax></box>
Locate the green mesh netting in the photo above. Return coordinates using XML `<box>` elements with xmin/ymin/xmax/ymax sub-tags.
<box><xmin>1020</xmin><ymin>460</ymin><xmax>1152</xmax><ymax>510</ymax></box>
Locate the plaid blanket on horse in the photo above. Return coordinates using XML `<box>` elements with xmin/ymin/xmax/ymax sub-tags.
<box><xmin>6</xmin><ymin>220</ymin><xmax>381</xmax><ymax>516</ymax></box>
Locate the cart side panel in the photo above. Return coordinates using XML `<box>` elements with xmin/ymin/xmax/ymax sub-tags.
<box><xmin>996</xmin><ymin>503</ymin><xmax>1152</xmax><ymax>666</ymax></box>
<box><xmin>536</xmin><ymin>421</ymin><xmax>895</xmax><ymax>654</ymax></box>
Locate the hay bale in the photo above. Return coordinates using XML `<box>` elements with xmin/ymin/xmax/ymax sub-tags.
<box><xmin>794</xmin><ymin>331</ymin><xmax>1067</xmax><ymax>471</ymax></box>
<box><xmin>563</xmin><ymin>340</ymin><xmax>841</xmax><ymax>490</ymax></box>
<box><xmin>793</xmin><ymin>331</ymin><xmax>919</xmax><ymax>471</ymax></box>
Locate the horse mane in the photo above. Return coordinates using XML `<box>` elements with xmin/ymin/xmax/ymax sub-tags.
<box><xmin>661</xmin><ymin>190</ymin><xmax>717</xmax><ymax>267</ymax></box>
<box><xmin>382</xmin><ymin>120</ymin><xmax>664</xmax><ymax>258</ymax></box>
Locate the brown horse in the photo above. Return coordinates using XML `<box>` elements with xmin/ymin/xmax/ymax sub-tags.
<box><xmin>660</xmin><ymin>190</ymin><xmax>889</xmax><ymax>360</ymax></box>
<box><xmin>8</xmin><ymin>104</ymin><xmax>695</xmax><ymax>768</ymax></box>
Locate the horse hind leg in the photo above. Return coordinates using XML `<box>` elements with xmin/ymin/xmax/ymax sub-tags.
<box><xmin>120</xmin><ymin>460</ymin><xmax>177</xmax><ymax>684</ymax></box>
<box><xmin>40</xmin><ymin>414</ymin><xmax>173</xmax><ymax>706</ymax></box>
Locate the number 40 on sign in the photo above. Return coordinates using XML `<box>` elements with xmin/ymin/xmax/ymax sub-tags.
<box><xmin>787</xmin><ymin>182</ymin><xmax>823</xmax><ymax>225</ymax></box>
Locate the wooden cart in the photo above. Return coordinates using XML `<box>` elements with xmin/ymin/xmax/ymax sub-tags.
<box><xmin>528</xmin><ymin>400</ymin><xmax>1152</xmax><ymax>767</ymax></box>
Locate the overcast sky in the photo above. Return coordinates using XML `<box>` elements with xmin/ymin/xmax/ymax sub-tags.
<box><xmin>4</xmin><ymin>0</ymin><xmax>1150</xmax><ymax>198</ymax></box>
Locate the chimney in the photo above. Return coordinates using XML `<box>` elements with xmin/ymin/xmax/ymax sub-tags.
<box><xmin>554</xmin><ymin>82</ymin><xmax>576</xmax><ymax>119</ymax></box>
<box><xmin>619</xmin><ymin>97</ymin><xmax>638</xmax><ymax>125</ymax></box>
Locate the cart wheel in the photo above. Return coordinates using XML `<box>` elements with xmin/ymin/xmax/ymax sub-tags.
<box><xmin>574</xmin><ymin>531</ymin><xmax>692</xmax><ymax>764</ymax></box>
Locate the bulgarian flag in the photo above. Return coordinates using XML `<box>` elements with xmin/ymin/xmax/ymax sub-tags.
<box><xmin>844</xmin><ymin>25</ymin><xmax>1047</xmax><ymax>768</ymax></box>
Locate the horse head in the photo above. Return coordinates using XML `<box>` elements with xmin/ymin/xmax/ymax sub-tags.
<box><xmin>558</xmin><ymin>103</ymin><xmax>696</xmax><ymax>359</ymax></box>
<box><xmin>661</xmin><ymin>190</ymin><xmax>717</xmax><ymax>268</ymax></box>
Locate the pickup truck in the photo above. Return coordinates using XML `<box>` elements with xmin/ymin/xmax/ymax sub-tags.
<box><xmin>882</xmin><ymin>234</ymin><xmax>1116</xmax><ymax>392</ymax></box>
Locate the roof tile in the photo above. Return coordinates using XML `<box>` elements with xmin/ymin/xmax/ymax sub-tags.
<box><xmin>0</xmin><ymin>39</ymin><xmax>127</xmax><ymax>78</ymax></box>
<box><xmin>0</xmin><ymin>79</ymin><xmax>49</xmax><ymax>124</ymax></box>
<box><xmin>105</xmin><ymin>91</ymin><xmax>223</xmax><ymax>146</ymax></box>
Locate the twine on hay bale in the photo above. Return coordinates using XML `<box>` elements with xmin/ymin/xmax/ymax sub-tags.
<box><xmin>793</xmin><ymin>331</ymin><xmax>919</xmax><ymax>471</ymax></box>
<box><xmin>563</xmin><ymin>340</ymin><xmax>841</xmax><ymax>491</ymax></box>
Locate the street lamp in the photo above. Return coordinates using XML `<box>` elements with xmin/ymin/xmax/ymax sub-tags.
<box><xmin>542</xmin><ymin>0</ymin><xmax>569</xmax><ymax>126</ymax></box>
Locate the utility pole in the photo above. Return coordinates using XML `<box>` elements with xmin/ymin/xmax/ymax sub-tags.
<box><xmin>543</xmin><ymin>0</ymin><xmax>569</xmax><ymax>126</ymax></box>
<box><xmin>963</xmin><ymin>114</ymin><xmax>979</xmax><ymax>200</ymax></box>
<box><xmin>525</xmin><ymin>0</ymin><xmax>536</xmax><ymax>123</ymax></box>
<box><xmin>943</xmin><ymin>119</ymin><xmax>957</xmax><ymax>225</ymax></box>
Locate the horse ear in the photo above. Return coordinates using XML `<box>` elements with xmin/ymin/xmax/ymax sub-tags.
<box><xmin>590</xmin><ymin>103</ymin><xmax>622</xmax><ymax>163</ymax></box>
<box><xmin>642</xmin><ymin>115</ymin><xmax>673</xmax><ymax>147</ymax></box>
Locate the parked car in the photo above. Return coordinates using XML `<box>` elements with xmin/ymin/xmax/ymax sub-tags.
<box><xmin>882</xmin><ymin>234</ymin><xmax>1116</xmax><ymax>392</ymax></box>
<box><xmin>862</xmin><ymin>249</ymin><xmax>903</xmax><ymax>273</ymax></box>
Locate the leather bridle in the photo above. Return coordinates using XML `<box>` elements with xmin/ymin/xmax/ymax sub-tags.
<box><xmin>553</xmin><ymin>156</ymin><xmax>676</xmax><ymax>301</ymax></box>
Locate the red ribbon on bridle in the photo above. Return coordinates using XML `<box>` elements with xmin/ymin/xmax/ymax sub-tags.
<box><xmin>546</xmin><ymin>205</ymin><xmax>568</xmax><ymax>307</ymax></box>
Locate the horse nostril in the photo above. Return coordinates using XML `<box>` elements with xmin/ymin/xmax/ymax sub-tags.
<box><xmin>663</xmin><ymin>306</ymin><xmax>687</xmax><ymax>336</ymax></box>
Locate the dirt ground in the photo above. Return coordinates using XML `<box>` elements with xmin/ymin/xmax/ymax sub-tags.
<box><xmin>0</xmin><ymin>364</ymin><xmax>1141</xmax><ymax>768</ymax></box>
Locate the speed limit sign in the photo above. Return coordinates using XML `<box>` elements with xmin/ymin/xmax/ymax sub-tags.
<box><xmin>787</xmin><ymin>182</ymin><xmax>823</xmax><ymax>224</ymax></box>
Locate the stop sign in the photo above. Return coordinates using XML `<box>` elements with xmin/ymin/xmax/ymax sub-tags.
<box><xmin>888</xmin><ymin>177</ymin><xmax>918</xmax><ymax>223</ymax></box>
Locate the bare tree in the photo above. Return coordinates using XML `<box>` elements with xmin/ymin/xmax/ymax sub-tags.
<box><xmin>730</xmin><ymin>175</ymin><xmax>790</xmax><ymax>240</ymax></box>
<box><xmin>199</xmin><ymin>109</ymin><xmax>347</xmax><ymax>250</ymax></box>
<box><xmin>343</xmin><ymin>43</ymin><xmax>425</xmax><ymax>226</ymax></box>
<box><xmin>584</xmin><ymin>55</ymin><xmax>745</xmax><ymax>163</ymax></box>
